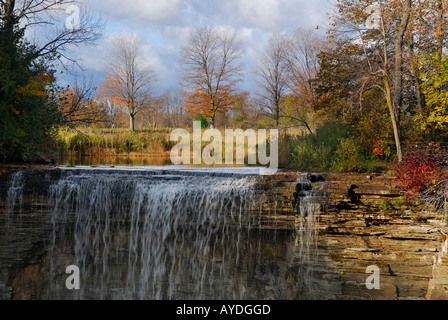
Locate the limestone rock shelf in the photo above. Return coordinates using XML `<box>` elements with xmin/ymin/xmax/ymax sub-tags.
<box><xmin>259</xmin><ymin>171</ymin><xmax>448</xmax><ymax>300</ymax></box>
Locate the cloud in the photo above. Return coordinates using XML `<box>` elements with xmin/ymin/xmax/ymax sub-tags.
<box><xmin>187</xmin><ymin>0</ymin><xmax>330</xmax><ymax>31</ymax></box>
<box><xmin>63</xmin><ymin>0</ymin><xmax>333</xmax><ymax>92</ymax></box>
<box><xmin>235</xmin><ymin>0</ymin><xmax>282</xmax><ymax>30</ymax></box>
<box><xmin>101</xmin><ymin>0</ymin><xmax>182</xmax><ymax>25</ymax></box>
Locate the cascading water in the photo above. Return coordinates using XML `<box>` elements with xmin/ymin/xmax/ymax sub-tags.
<box><xmin>1</xmin><ymin>167</ymin><xmax>327</xmax><ymax>300</ymax></box>
<box><xmin>46</xmin><ymin>168</ymin><xmax>260</xmax><ymax>300</ymax></box>
<box><xmin>293</xmin><ymin>174</ymin><xmax>323</xmax><ymax>299</ymax></box>
<box><xmin>5</xmin><ymin>171</ymin><xmax>25</xmax><ymax>219</ymax></box>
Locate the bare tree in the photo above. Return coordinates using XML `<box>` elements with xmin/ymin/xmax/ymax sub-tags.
<box><xmin>95</xmin><ymin>76</ymin><xmax>124</xmax><ymax>131</ymax></box>
<box><xmin>255</xmin><ymin>32</ymin><xmax>292</xmax><ymax>128</ymax></box>
<box><xmin>158</xmin><ymin>90</ymin><xmax>186</xmax><ymax>128</ymax></box>
<box><xmin>139</xmin><ymin>95</ymin><xmax>161</xmax><ymax>130</ymax></box>
<box><xmin>287</xmin><ymin>28</ymin><xmax>326</xmax><ymax>108</ymax></box>
<box><xmin>95</xmin><ymin>96</ymin><xmax>122</xmax><ymax>131</ymax></box>
<box><xmin>180</xmin><ymin>24</ymin><xmax>242</xmax><ymax>128</ymax></box>
<box><xmin>103</xmin><ymin>32</ymin><xmax>156</xmax><ymax>132</ymax></box>
<box><xmin>1</xmin><ymin>0</ymin><xmax>105</xmax><ymax>68</ymax></box>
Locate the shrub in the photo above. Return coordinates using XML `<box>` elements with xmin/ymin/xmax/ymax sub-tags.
<box><xmin>394</xmin><ymin>144</ymin><xmax>446</xmax><ymax>197</ymax></box>
<box><xmin>161</xmin><ymin>138</ymin><xmax>176</xmax><ymax>151</ymax></box>
<box><xmin>279</xmin><ymin>122</ymin><xmax>354</xmax><ymax>171</ymax></box>
<box><xmin>196</xmin><ymin>115</ymin><xmax>208</xmax><ymax>129</ymax></box>
<box><xmin>124</xmin><ymin>138</ymin><xmax>140</xmax><ymax>153</ymax></box>
<box><xmin>371</xmin><ymin>140</ymin><xmax>394</xmax><ymax>161</ymax></box>
<box><xmin>333</xmin><ymin>137</ymin><xmax>364</xmax><ymax>172</ymax></box>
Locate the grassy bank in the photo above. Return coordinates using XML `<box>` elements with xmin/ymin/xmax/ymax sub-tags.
<box><xmin>56</xmin><ymin>127</ymin><xmax>265</xmax><ymax>163</ymax></box>
<box><xmin>56</xmin><ymin>128</ymin><xmax>174</xmax><ymax>157</ymax></box>
<box><xmin>56</xmin><ymin>125</ymin><xmax>392</xmax><ymax>173</ymax></box>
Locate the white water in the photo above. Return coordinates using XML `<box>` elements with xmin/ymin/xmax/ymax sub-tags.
<box><xmin>294</xmin><ymin>175</ymin><xmax>322</xmax><ymax>298</ymax></box>
<box><xmin>2</xmin><ymin>167</ymin><xmax>324</xmax><ymax>300</ymax></box>
<box><xmin>5</xmin><ymin>171</ymin><xmax>25</xmax><ymax>215</ymax></box>
<box><xmin>46</xmin><ymin>169</ymin><xmax>260</xmax><ymax>299</ymax></box>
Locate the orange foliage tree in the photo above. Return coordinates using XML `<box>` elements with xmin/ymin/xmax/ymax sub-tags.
<box><xmin>59</xmin><ymin>79</ymin><xmax>106</xmax><ymax>128</ymax></box>
<box><xmin>180</xmin><ymin>25</ymin><xmax>242</xmax><ymax>127</ymax></box>
<box><xmin>182</xmin><ymin>85</ymin><xmax>235</xmax><ymax>124</ymax></box>
<box><xmin>16</xmin><ymin>72</ymin><xmax>55</xmax><ymax>97</ymax></box>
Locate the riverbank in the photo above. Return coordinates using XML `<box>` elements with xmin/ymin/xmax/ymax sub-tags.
<box><xmin>56</xmin><ymin>128</ymin><xmax>174</xmax><ymax>157</ymax></box>
<box><xmin>54</xmin><ymin>127</ymin><xmax>392</xmax><ymax>174</ymax></box>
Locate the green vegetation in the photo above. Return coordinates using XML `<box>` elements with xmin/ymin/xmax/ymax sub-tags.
<box><xmin>279</xmin><ymin>122</ymin><xmax>389</xmax><ymax>172</ymax></box>
<box><xmin>56</xmin><ymin>128</ymin><xmax>173</xmax><ymax>157</ymax></box>
<box><xmin>0</xmin><ymin>0</ymin><xmax>103</xmax><ymax>163</ymax></box>
<box><xmin>0</xmin><ymin>23</ymin><xmax>60</xmax><ymax>162</ymax></box>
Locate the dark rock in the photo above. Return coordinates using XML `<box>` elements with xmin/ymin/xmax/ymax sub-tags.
<box><xmin>29</xmin><ymin>151</ymin><xmax>55</xmax><ymax>165</ymax></box>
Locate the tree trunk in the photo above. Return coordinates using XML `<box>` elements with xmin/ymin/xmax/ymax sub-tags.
<box><xmin>390</xmin><ymin>0</ymin><xmax>411</xmax><ymax>162</ymax></box>
<box><xmin>3</xmin><ymin>0</ymin><xmax>17</xmax><ymax>41</ymax></box>
<box><xmin>210</xmin><ymin>112</ymin><xmax>216</xmax><ymax>129</ymax></box>
<box><xmin>436</xmin><ymin>0</ymin><xmax>444</xmax><ymax>59</ymax></box>
<box><xmin>3</xmin><ymin>0</ymin><xmax>16</xmax><ymax>28</ymax></box>
<box><xmin>392</xmin><ymin>0</ymin><xmax>411</xmax><ymax>115</ymax></box>
<box><xmin>385</xmin><ymin>78</ymin><xmax>403</xmax><ymax>163</ymax></box>
<box><xmin>408</xmin><ymin>34</ymin><xmax>426</xmax><ymax>115</ymax></box>
<box><xmin>275</xmin><ymin>101</ymin><xmax>280</xmax><ymax>128</ymax></box>
<box><xmin>130</xmin><ymin>114</ymin><xmax>135</xmax><ymax>133</ymax></box>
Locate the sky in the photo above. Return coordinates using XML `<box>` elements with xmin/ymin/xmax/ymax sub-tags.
<box><xmin>56</xmin><ymin>0</ymin><xmax>334</xmax><ymax>94</ymax></box>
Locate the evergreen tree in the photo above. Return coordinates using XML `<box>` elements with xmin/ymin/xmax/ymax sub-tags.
<box><xmin>0</xmin><ymin>22</ymin><xmax>61</xmax><ymax>162</ymax></box>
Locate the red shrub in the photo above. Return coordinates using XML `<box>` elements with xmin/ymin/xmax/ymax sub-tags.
<box><xmin>394</xmin><ymin>145</ymin><xmax>446</xmax><ymax>197</ymax></box>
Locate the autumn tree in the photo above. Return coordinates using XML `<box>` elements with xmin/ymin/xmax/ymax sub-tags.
<box><xmin>326</xmin><ymin>0</ymin><xmax>417</xmax><ymax>161</ymax></box>
<box><xmin>224</xmin><ymin>91</ymin><xmax>256</xmax><ymax>129</ymax></box>
<box><xmin>102</xmin><ymin>33</ymin><xmax>156</xmax><ymax>132</ymax></box>
<box><xmin>411</xmin><ymin>0</ymin><xmax>448</xmax><ymax>138</ymax></box>
<box><xmin>418</xmin><ymin>54</ymin><xmax>448</xmax><ymax>137</ymax></box>
<box><xmin>287</xmin><ymin>28</ymin><xmax>327</xmax><ymax>113</ymax></box>
<box><xmin>59</xmin><ymin>78</ymin><xmax>106</xmax><ymax>128</ymax></box>
<box><xmin>313</xmin><ymin>42</ymin><xmax>363</xmax><ymax>122</ymax></box>
<box><xmin>180</xmin><ymin>25</ymin><xmax>242</xmax><ymax>128</ymax></box>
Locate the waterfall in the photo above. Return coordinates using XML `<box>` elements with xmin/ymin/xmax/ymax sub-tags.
<box><xmin>6</xmin><ymin>171</ymin><xmax>25</xmax><ymax>215</ymax></box>
<box><xmin>4</xmin><ymin>171</ymin><xmax>25</xmax><ymax>229</ymax></box>
<box><xmin>45</xmin><ymin>168</ymin><xmax>259</xmax><ymax>299</ymax></box>
<box><xmin>294</xmin><ymin>174</ymin><xmax>322</xmax><ymax>299</ymax></box>
<box><xmin>2</xmin><ymin>167</ymin><xmax>326</xmax><ymax>300</ymax></box>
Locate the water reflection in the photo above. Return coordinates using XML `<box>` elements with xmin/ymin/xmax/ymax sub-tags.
<box><xmin>56</xmin><ymin>154</ymin><xmax>261</xmax><ymax>169</ymax></box>
<box><xmin>56</xmin><ymin>154</ymin><xmax>173</xmax><ymax>167</ymax></box>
